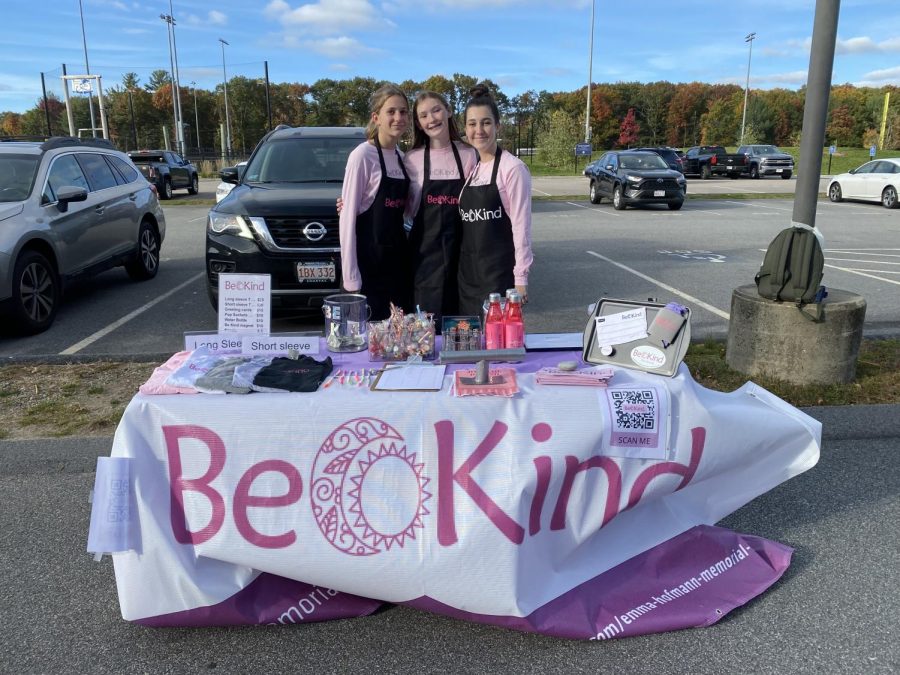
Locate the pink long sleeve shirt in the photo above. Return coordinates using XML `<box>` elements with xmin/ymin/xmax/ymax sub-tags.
<box><xmin>463</xmin><ymin>149</ymin><xmax>534</xmax><ymax>286</ymax></box>
<box><xmin>339</xmin><ymin>141</ymin><xmax>409</xmax><ymax>292</ymax></box>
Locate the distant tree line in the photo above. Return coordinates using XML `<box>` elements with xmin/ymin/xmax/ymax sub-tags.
<box><xmin>1</xmin><ymin>71</ymin><xmax>897</xmax><ymax>166</ymax></box>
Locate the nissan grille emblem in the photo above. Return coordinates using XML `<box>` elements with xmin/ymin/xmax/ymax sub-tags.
<box><xmin>303</xmin><ymin>222</ymin><xmax>327</xmax><ymax>242</ymax></box>
<box><xmin>656</xmin><ymin>178</ymin><xmax>663</xmax><ymax>183</ymax></box>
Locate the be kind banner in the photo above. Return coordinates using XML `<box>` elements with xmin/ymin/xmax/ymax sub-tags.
<box><xmin>93</xmin><ymin>368</ymin><xmax>820</xmax><ymax>635</ymax></box>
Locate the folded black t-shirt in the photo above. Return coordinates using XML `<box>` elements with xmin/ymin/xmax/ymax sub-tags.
<box><xmin>252</xmin><ymin>356</ymin><xmax>334</xmax><ymax>392</ymax></box>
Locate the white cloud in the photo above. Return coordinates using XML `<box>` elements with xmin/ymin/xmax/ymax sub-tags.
<box><xmin>329</xmin><ymin>63</ymin><xmax>351</xmax><ymax>72</ymax></box>
<box><xmin>208</xmin><ymin>11</ymin><xmax>227</xmax><ymax>26</ymax></box>
<box><xmin>306</xmin><ymin>36</ymin><xmax>380</xmax><ymax>58</ymax></box>
<box><xmin>185</xmin><ymin>11</ymin><xmax>228</xmax><ymax>27</ymax></box>
<box><xmin>763</xmin><ymin>71</ymin><xmax>808</xmax><ymax>85</ymax></box>
<box><xmin>263</xmin><ymin>0</ymin><xmax>390</xmax><ymax>34</ymax></box>
<box><xmin>862</xmin><ymin>65</ymin><xmax>900</xmax><ymax>80</ymax></box>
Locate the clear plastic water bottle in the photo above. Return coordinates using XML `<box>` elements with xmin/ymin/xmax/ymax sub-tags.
<box><xmin>485</xmin><ymin>293</ymin><xmax>505</xmax><ymax>350</ymax></box>
<box><xmin>503</xmin><ymin>291</ymin><xmax>524</xmax><ymax>349</ymax></box>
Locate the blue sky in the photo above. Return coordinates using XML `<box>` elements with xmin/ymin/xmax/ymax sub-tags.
<box><xmin>2</xmin><ymin>0</ymin><xmax>899</xmax><ymax>114</ymax></box>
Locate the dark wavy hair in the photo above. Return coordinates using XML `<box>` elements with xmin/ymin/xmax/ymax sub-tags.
<box><xmin>463</xmin><ymin>83</ymin><xmax>500</xmax><ymax>124</ymax></box>
<box><xmin>411</xmin><ymin>91</ymin><xmax>463</xmax><ymax>150</ymax></box>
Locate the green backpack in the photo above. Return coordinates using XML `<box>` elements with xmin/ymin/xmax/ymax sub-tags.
<box><xmin>755</xmin><ymin>226</ymin><xmax>826</xmax><ymax>320</ymax></box>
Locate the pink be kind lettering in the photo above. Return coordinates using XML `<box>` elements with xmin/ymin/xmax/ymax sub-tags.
<box><xmin>163</xmin><ymin>421</ymin><xmax>705</xmax><ymax>551</ymax></box>
<box><xmin>436</xmin><ymin>421</ymin><xmax>705</xmax><ymax>545</ymax></box>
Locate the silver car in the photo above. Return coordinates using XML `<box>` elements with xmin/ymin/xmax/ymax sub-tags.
<box><xmin>0</xmin><ymin>137</ymin><xmax>166</xmax><ymax>334</ymax></box>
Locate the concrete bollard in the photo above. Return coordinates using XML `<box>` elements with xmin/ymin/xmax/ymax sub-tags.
<box><xmin>726</xmin><ymin>284</ymin><xmax>866</xmax><ymax>385</ymax></box>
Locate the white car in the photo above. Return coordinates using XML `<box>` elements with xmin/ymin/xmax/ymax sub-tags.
<box><xmin>215</xmin><ymin>161</ymin><xmax>247</xmax><ymax>203</ymax></box>
<box><xmin>827</xmin><ymin>158</ymin><xmax>900</xmax><ymax>209</ymax></box>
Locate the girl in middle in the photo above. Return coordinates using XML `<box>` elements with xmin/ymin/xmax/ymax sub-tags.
<box><xmin>339</xmin><ymin>83</ymin><xmax>413</xmax><ymax>321</ymax></box>
<box><xmin>404</xmin><ymin>91</ymin><xmax>478</xmax><ymax>327</ymax></box>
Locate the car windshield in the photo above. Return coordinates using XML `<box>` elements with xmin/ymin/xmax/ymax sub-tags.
<box><xmin>619</xmin><ymin>154</ymin><xmax>668</xmax><ymax>170</ymax></box>
<box><xmin>754</xmin><ymin>146</ymin><xmax>778</xmax><ymax>154</ymax></box>
<box><xmin>244</xmin><ymin>137</ymin><xmax>360</xmax><ymax>183</ymax></box>
<box><xmin>0</xmin><ymin>154</ymin><xmax>40</xmax><ymax>202</ymax></box>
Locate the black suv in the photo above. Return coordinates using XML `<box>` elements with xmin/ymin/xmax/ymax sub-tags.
<box><xmin>585</xmin><ymin>150</ymin><xmax>687</xmax><ymax>210</ymax></box>
<box><xmin>206</xmin><ymin>126</ymin><xmax>365</xmax><ymax>312</ymax></box>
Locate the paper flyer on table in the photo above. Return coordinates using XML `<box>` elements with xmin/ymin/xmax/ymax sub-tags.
<box><xmin>594</xmin><ymin>307</ymin><xmax>648</xmax><ymax>346</ymax></box>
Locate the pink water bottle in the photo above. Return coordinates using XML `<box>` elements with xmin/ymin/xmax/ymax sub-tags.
<box><xmin>485</xmin><ymin>293</ymin><xmax>504</xmax><ymax>350</ymax></box>
<box><xmin>503</xmin><ymin>291</ymin><xmax>524</xmax><ymax>349</ymax></box>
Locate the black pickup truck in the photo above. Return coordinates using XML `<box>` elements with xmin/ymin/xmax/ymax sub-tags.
<box><xmin>735</xmin><ymin>145</ymin><xmax>794</xmax><ymax>179</ymax></box>
<box><xmin>682</xmin><ymin>145</ymin><xmax>748</xmax><ymax>179</ymax></box>
<box><xmin>127</xmin><ymin>150</ymin><xmax>199</xmax><ymax>199</ymax></box>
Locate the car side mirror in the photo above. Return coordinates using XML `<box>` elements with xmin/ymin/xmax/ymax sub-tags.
<box><xmin>219</xmin><ymin>166</ymin><xmax>240</xmax><ymax>185</ymax></box>
<box><xmin>55</xmin><ymin>185</ymin><xmax>88</xmax><ymax>213</ymax></box>
<box><xmin>849</xmin><ymin>168</ymin><xmax>856</xmax><ymax>174</ymax></box>
<box><xmin>605</xmin><ymin>164</ymin><xmax>614</xmax><ymax>170</ymax></box>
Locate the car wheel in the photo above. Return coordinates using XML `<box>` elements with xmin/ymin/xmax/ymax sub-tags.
<box><xmin>161</xmin><ymin>177</ymin><xmax>173</xmax><ymax>200</ymax></box>
<box><xmin>668</xmin><ymin>200</ymin><xmax>683</xmax><ymax>211</ymax></box>
<box><xmin>700</xmin><ymin>164</ymin><xmax>711</xmax><ymax>180</ymax></box>
<box><xmin>125</xmin><ymin>219</ymin><xmax>160</xmax><ymax>281</ymax></box>
<box><xmin>612</xmin><ymin>184</ymin><xmax>626</xmax><ymax>210</ymax></box>
<box><xmin>750</xmin><ymin>164</ymin><xmax>760</xmax><ymax>179</ymax></box>
<box><xmin>11</xmin><ymin>250</ymin><xmax>59</xmax><ymax>335</ymax></box>
<box><xmin>883</xmin><ymin>185</ymin><xmax>899</xmax><ymax>209</ymax></box>
<box><xmin>188</xmin><ymin>174</ymin><xmax>199</xmax><ymax>195</ymax></box>
<box><xmin>781</xmin><ymin>171</ymin><xmax>792</xmax><ymax>180</ymax></box>
<box><xmin>828</xmin><ymin>182</ymin><xmax>843</xmax><ymax>202</ymax></box>
<box><xmin>589</xmin><ymin>181</ymin><xmax>602</xmax><ymax>204</ymax></box>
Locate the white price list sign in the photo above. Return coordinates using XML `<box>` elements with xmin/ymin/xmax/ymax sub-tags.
<box><xmin>217</xmin><ymin>274</ymin><xmax>271</xmax><ymax>335</ymax></box>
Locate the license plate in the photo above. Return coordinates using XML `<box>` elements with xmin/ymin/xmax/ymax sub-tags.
<box><xmin>653</xmin><ymin>190</ymin><xmax>665</xmax><ymax>197</ymax></box>
<box><xmin>775</xmin><ymin>168</ymin><xmax>783</xmax><ymax>172</ymax></box>
<box><xmin>296</xmin><ymin>261</ymin><xmax>335</xmax><ymax>283</ymax></box>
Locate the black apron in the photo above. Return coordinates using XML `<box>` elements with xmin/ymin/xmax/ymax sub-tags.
<box><xmin>355</xmin><ymin>138</ymin><xmax>412</xmax><ymax>321</ymax></box>
<box><xmin>457</xmin><ymin>147</ymin><xmax>515</xmax><ymax>317</ymax></box>
<box><xmin>408</xmin><ymin>143</ymin><xmax>466</xmax><ymax>328</ymax></box>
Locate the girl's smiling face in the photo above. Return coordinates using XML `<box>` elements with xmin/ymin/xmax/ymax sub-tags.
<box><xmin>372</xmin><ymin>95</ymin><xmax>409</xmax><ymax>143</ymax></box>
<box><xmin>465</xmin><ymin>105</ymin><xmax>498</xmax><ymax>154</ymax></box>
<box><xmin>416</xmin><ymin>97</ymin><xmax>451</xmax><ymax>144</ymax></box>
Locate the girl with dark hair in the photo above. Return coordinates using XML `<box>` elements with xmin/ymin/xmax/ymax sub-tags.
<box><xmin>405</xmin><ymin>91</ymin><xmax>478</xmax><ymax>326</ymax></box>
<box><xmin>457</xmin><ymin>83</ymin><xmax>533</xmax><ymax>317</ymax></box>
<box><xmin>339</xmin><ymin>83</ymin><xmax>413</xmax><ymax>320</ymax></box>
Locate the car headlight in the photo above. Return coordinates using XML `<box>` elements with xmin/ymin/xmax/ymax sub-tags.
<box><xmin>626</xmin><ymin>174</ymin><xmax>642</xmax><ymax>183</ymax></box>
<box><xmin>207</xmin><ymin>212</ymin><xmax>253</xmax><ymax>239</ymax></box>
<box><xmin>677</xmin><ymin>176</ymin><xmax>686</xmax><ymax>184</ymax></box>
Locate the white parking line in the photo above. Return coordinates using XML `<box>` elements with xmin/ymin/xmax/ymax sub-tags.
<box><xmin>59</xmin><ymin>272</ymin><xmax>205</xmax><ymax>355</ymax></box>
<box><xmin>586</xmin><ymin>250</ymin><xmax>730</xmax><ymax>320</ymax></box>
<box><xmin>724</xmin><ymin>200</ymin><xmax>792</xmax><ymax>212</ymax></box>
<box><xmin>839</xmin><ymin>268</ymin><xmax>900</xmax><ymax>275</ymax></box>
<box><xmin>824</xmin><ymin>249</ymin><xmax>900</xmax><ymax>256</ymax></box>
<box><xmin>567</xmin><ymin>201</ymin><xmax>621</xmax><ymax>216</ymax></box>
<box><xmin>824</xmin><ymin>257</ymin><xmax>900</xmax><ymax>266</ymax></box>
<box><xmin>532</xmin><ymin>188</ymin><xmax>552</xmax><ymax>196</ymax></box>
<box><xmin>188</xmin><ymin>216</ymin><xmax>207</xmax><ymax>222</ymax></box>
<box><xmin>824</xmin><ymin>264</ymin><xmax>900</xmax><ymax>286</ymax></box>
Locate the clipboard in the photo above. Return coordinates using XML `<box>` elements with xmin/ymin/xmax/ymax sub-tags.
<box><xmin>370</xmin><ymin>365</ymin><xmax>447</xmax><ymax>392</ymax></box>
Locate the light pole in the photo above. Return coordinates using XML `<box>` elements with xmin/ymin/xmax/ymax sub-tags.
<box><xmin>191</xmin><ymin>81</ymin><xmax>201</xmax><ymax>154</ymax></box>
<box><xmin>77</xmin><ymin>0</ymin><xmax>98</xmax><ymax>137</ymax></box>
<box><xmin>739</xmin><ymin>32</ymin><xmax>757</xmax><ymax>146</ymax></box>
<box><xmin>167</xmin><ymin>1</ymin><xmax>186</xmax><ymax>156</ymax></box>
<box><xmin>219</xmin><ymin>38</ymin><xmax>232</xmax><ymax>157</ymax></box>
<box><xmin>584</xmin><ymin>0</ymin><xmax>595</xmax><ymax>145</ymax></box>
<box><xmin>160</xmin><ymin>14</ymin><xmax>181</xmax><ymax>153</ymax></box>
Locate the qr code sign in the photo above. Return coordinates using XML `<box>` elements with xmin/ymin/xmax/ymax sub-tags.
<box><xmin>610</xmin><ymin>389</ymin><xmax>657</xmax><ymax>432</ymax></box>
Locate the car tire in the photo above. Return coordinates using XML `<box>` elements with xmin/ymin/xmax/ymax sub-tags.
<box><xmin>589</xmin><ymin>181</ymin><xmax>602</xmax><ymax>204</ymax></box>
<box><xmin>612</xmin><ymin>184</ymin><xmax>626</xmax><ymax>210</ymax></box>
<box><xmin>781</xmin><ymin>171</ymin><xmax>792</xmax><ymax>180</ymax></box>
<box><xmin>883</xmin><ymin>186</ymin><xmax>899</xmax><ymax>209</ymax></box>
<box><xmin>125</xmin><ymin>220</ymin><xmax>161</xmax><ymax>281</ymax></box>
<box><xmin>700</xmin><ymin>164</ymin><xmax>711</xmax><ymax>180</ymax></box>
<box><xmin>750</xmin><ymin>164</ymin><xmax>760</xmax><ymax>179</ymax></box>
<box><xmin>668</xmin><ymin>200</ymin><xmax>683</xmax><ymax>211</ymax></box>
<box><xmin>828</xmin><ymin>182</ymin><xmax>843</xmax><ymax>202</ymax></box>
<box><xmin>160</xmin><ymin>177</ymin><xmax>173</xmax><ymax>200</ymax></box>
<box><xmin>11</xmin><ymin>250</ymin><xmax>59</xmax><ymax>335</ymax></box>
<box><xmin>188</xmin><ymin>174</ymin><xmax>199</xmax><ymax>195</ymax></box>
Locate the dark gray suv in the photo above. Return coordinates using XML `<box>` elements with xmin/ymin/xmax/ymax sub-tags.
<box><xmin>0</xmin><ymin>137</ymin><xmax>166</xmax><ymax>334</ymax></box>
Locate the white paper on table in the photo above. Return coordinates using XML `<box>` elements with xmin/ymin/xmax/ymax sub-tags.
<box><xmin>594</xmin><ymin>307</ymin><xmax>648</xmax><ymax>347</ymax></box>
<box><xmin>374</xmin><ymin>364</ymin><xmax>447</xmax><ymax>391</ymax></box>
<box><xmin>87</xmin><ymin>457</ymin><xmax>136</xmax><ymax>555</ymax></box>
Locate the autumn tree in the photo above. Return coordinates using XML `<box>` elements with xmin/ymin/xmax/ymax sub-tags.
<box><xmin>536</xmin><ymin>109</ymin><xmax>582</xmax><ymax>168</ymax></box>
<box><xmin>618</xmin><ymin>108</ymin><xmax>640</xmax><ymax>147</ymax></box>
